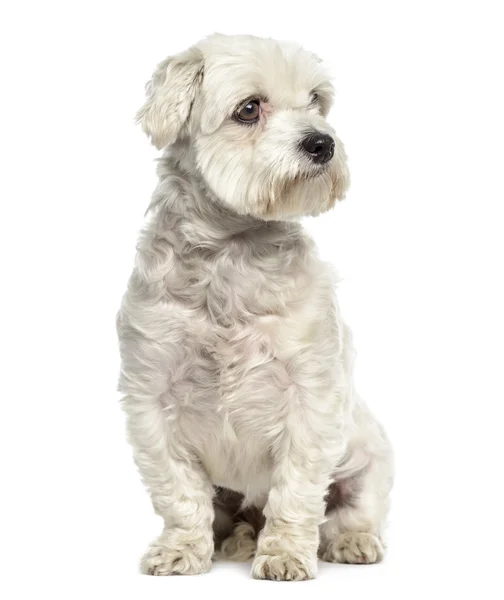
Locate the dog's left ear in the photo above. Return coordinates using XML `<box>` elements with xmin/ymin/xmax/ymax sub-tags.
<box><xmin>136</xmin><ymin>47</ymin><xmax>203</xmax><ymax>149</ymax></box>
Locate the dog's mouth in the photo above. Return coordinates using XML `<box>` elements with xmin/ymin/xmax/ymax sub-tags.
<box><xmin>293</xmin><ymin>163</ymin><xmax>330</xmax><ymax>182</ymax></box>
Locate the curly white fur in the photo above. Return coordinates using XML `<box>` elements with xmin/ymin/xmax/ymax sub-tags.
<box><xmin>117</xmin><ymin>33</ymin><xmax>393</xmax><ymax>581</ymax></box>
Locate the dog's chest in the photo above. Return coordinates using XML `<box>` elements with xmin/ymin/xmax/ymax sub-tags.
<box><xmin>178</xmin><ymin>258</ymin><xmax>338</xmax><ymax>491</ymax></box>
<box><xmin>164</xmin><ymin>234</ymin><xmax>340</xmax><ymax>492</ymax></box>
<box><xmin>195</xmin><ymin>246</ymin><xmax>332</xmax><ymax>399</ymax></box>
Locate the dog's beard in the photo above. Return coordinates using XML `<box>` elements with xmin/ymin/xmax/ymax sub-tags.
<box><xmin>256</xmin><ymin>163</ymin><xmax>344</xmax><ymax>220</ymax></box>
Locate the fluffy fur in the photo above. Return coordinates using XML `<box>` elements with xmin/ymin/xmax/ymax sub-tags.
<box><xmin>117</xmin><ymin>33</ymin><xmax>393</xmax><ymax>581</ymax></box>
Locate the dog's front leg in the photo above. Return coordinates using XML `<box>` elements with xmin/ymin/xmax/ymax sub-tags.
<box><xmin>123</xmin><ymin>392</ymin><xmax>215</xmax><ymax>576</ymax></box>
<box><xmin>118</xmin><ymin>311</ymin><xmax>215</xmax><ymax>577</ymax></box>
<box><xmin>118</xmin><ymin>293</ymin><xmax>216</xmax><ymax>576</ymax></box>
<box><xmin>251</xmin><ymin>405</ymin><xmax>341</xmax><ymax>581</ymax></box>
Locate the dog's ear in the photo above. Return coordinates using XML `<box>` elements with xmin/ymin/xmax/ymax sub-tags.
<box><xmin>136</xmin><ymin>47</ymin><xmax>203</xmax><ymax>149</ymax></box>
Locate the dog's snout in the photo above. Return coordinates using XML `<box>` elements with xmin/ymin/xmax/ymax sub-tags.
<box><xmin>300</xmin><ymin>133</ymin><xmax>335</xmax><ymax>164</ymax></box>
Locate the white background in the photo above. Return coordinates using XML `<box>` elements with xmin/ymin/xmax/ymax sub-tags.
<box><xmin>1</xmin><ymin>1</ymin><xmax>503</xmax><ymax>598</ymax></box>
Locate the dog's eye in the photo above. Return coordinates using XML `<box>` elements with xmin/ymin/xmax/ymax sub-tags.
<box><xmin>235</xmin><ymin>99</ymin><xmax>261</xmax><ymax>124</ymax></box>
<box><xmin>310</xmin><ymin>91</ymin><xmax>319</xmax><ymax>105</ymax></box>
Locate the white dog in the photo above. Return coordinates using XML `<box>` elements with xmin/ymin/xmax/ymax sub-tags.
<box><xmin>117</xmin><ymin>33</ymin><xmax>393</xmax><ymax>581</ymax></box>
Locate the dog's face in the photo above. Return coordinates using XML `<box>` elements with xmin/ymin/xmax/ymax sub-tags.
<box><xmin>137</xmin><ymin>34</ymin><xmax>349</xmax><ymax>220</ymax></box>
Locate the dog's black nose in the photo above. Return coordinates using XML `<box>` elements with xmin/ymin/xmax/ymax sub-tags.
<box><xmin>301</xmin><ymin>133</ymin><xmax>335</xmax><ymax>164</ymax></box>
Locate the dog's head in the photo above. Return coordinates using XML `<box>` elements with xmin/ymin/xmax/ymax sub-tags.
<box><xmin>137</xmin><ymin>34</ymin><xmax>350</xmax><ymax>220</ymax></box>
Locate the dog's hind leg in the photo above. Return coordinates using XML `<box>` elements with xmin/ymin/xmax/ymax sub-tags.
<box><xmin>212</xmin><ymin>487</ymin><xmax>243</xmax><ymax>552</ymax></box>
<box><xmin>319</xmin><ymin>449</ymin><xmax>393</xmax><ymax>564</ymax></box>
<box><xmin>213</xmin><ymin>488</ymin><xmax>265</xmax><ymax>561</ymax></box>
<box><xmin>220</xmin><ymin>505</ymin><xmax>265</xmax><ymax>561</ymax></box>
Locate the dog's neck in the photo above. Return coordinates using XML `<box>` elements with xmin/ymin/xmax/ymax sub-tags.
<box><xmin>137</xmin><ymin>145</ymin><xmax>316</xmax><ymax>319</ymax></box>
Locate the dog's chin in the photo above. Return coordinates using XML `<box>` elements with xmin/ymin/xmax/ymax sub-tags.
<box><xmin>257</xmin><ymin>166</ymin><xmax>341</xmax><ymax>221</ymax></box>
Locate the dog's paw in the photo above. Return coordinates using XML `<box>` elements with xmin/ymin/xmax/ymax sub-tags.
<box><xmin>321</xmin><ymin>532</ymin><xmax>384</xmax><ymax>564</ymax></box>
<box><xmin>220</xmin><ymin>522</ymin><xmax>257</xmax><ymax>562</ymax></box>
<box><xmin>141</xmin><ymin>533</ymin><xmax>213</xmax><ymax>576</ymax></box>
<box><xmin>251</xmin><ymin>552</ymin><xmax>317</xmax><ymax>581</ymax></box>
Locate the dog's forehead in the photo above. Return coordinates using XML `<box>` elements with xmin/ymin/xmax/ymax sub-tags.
<box><xmin>199</xmin><ymin>35</ymin><xmax>330</xmax><ymax>106</ymax></box>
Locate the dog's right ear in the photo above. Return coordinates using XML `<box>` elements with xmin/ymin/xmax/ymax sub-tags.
<box><xmin>136</xmin><ymin>47</ymin><xmax>203</xmax><ymax>149</ymax></box>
